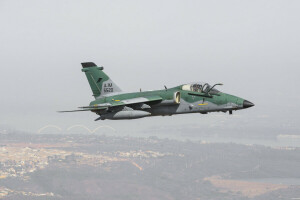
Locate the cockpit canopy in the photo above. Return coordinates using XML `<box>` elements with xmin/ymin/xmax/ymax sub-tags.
<box><xmin>181</xmin><ymin>82</ymin><xmax>220</xmax><ymax>93</ymax></box>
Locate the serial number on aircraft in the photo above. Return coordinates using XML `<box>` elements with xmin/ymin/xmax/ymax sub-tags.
<box><xmin>104</xmin><ymin>88</ymin><xmax>113</xmax><ymax>92</ymax></box>
<box><xmin>104</xmin><ymin>83</ymin><xmax>113</xmax><ymax>92</ymax></box>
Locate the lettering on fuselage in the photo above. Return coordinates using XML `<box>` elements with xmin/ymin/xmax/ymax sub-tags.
<box><xmin>104</xmin><ymin>83</ymin><xmax>113</xmax><ymax>93</ymax></box>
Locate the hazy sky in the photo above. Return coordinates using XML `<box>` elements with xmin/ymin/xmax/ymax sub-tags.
<box><xmin>0</xmin><ymin>0</ymin><xmax>299</xmax><ymax>137</ymax></box>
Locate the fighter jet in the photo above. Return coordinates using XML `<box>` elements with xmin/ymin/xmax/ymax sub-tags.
<box><xmin>60</xmin><ymin>62</ymin><xmax>254</xmax><ymax>120</ymax></box>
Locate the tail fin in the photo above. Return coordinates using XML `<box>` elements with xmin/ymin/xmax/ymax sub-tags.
<box><xmin>81</xmin><ymin>62</ymin><xmax>122</xmax><ymax>98</ymax></box>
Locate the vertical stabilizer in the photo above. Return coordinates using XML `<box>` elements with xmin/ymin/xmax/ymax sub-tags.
<box><xmin>81</xmin><ymin>62</ymin><xmax>122</xmax><ymax>98</ymax></box>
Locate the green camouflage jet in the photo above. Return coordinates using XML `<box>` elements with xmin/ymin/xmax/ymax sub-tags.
<box><xmin>60</xmin><ymin>62</ymin><xmax>254</xmax><ymax>120</ymax></box>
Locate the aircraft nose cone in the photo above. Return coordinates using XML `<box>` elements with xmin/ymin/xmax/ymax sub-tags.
<box><xmin>243</xmin><ymin>100</ymin><xmax>254</xmax><ymax>108</ymax></box>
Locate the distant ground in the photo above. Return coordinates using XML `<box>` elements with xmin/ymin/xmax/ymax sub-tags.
<box><xmin>0</xmin><ymin>131</ymin><xmax>299</xmax><ymax>200</ymax></box>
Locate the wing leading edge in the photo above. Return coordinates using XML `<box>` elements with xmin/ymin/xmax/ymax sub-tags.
<box><xmin>58</xmin><ymin>96</ymin><xmax>162</xmax><ymax>113</ymax></box>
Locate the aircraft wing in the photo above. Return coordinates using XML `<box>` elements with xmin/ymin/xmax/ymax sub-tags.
<box><xmin>84</xmin><ymin>96</ymin><xmax>162</xmax><ymax>108</ymax></box>
<box><xmin>59</xmin><ymin>96</ymin><xmax>162</xmax><ymax>113</ymax></box>
<box><xmin>58</xmin><ymin>107</ymin><xmax>108</xmax><ymax>113</ymax></box>
<box><xmin>114</xmin><ymin>96</ymin><xmax>162</xmax><ymax>106</ymax></box>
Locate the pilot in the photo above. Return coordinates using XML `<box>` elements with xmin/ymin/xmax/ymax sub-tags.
<box><xmin>192</xmin><ymin>84</ymin><xmax>197</xmax><ymax>92</ymax></box>
<box><xmin>198</xmin><ymin>84</ymin><xmax>202</xmax><ymax>92</ymax></box>
<box><xmin>190</xmin><ymin>85</ymin><xmax>193</xmax><ymax>91</ymax></box>
<box><xmin>193</xmin><ymin>84</ymin><xmax>202</xmax><ymax>92</ymax></box>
